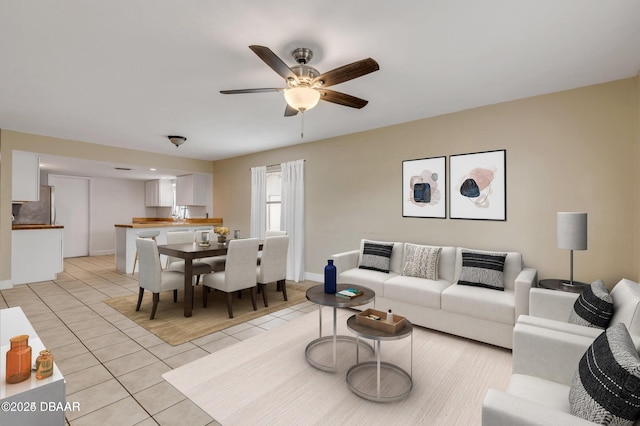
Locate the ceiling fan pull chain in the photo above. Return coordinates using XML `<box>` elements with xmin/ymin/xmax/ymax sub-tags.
<box><xmin>300</xmin><ymin>111</ymin><xmax>304</xmax><ymax>138</ymax></box>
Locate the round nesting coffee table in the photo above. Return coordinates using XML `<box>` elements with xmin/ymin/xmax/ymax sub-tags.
<box><xmin>346</xmin><ymin>314</ymin><xmax>413</xmax><ymax>402</ymax></box>
<box><xmin>305</xmin><ymin>284</ymin><xmax>375</xmax><ymax>373</ymax></box>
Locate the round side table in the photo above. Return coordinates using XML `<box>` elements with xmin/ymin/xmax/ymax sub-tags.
<box><xmin>305</xmin><ymin>284</ymin><xmax>375</xmax><ymax>373</ymax></box>
<box><xmin>345</xmin><ymin>314</ymin><xmax>413</xmax><ymax>402</ymax></box>
<box><xmin>538</xmin><ymin>278</ymin><xmax>587</xmax><ymax>294</ymax></box>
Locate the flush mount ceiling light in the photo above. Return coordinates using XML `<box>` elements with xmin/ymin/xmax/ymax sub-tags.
<box><xmin>168</xmin><ymin>135</ymin><xmax>186</xmax><ymax>148</ymax></box>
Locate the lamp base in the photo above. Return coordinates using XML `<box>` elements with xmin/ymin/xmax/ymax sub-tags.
<box><xmin>560</xmin><ymin>280</ymin><xmax>588</xmax><ymax>288</ymax></box>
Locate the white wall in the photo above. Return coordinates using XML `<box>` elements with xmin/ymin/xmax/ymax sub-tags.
<box><xmin>90</xmin><ymin>178</ymin><xmax>150</xmax><ymax>255</ymax></box>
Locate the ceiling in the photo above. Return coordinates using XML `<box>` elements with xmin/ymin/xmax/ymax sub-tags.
<box><xmin>1</xmin><ymin>1</ymin><xmax>640</xmax><ymax>179</ymax></box>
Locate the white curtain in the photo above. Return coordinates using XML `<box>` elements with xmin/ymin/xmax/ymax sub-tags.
<box><xmin>281</xmin><ymin>159</ymin><xmax>305</xmax><ymax>282</ymax></box>
<box><xmin>250</xmin><ymin>166</ymin><xmax>267</xmax><ymax>239</ymax></box>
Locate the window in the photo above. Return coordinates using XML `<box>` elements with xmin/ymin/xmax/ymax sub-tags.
<box><xmin>266</xmin><ymin>166</ymin><xmax>281</xmax><ymax>232</ymax></box>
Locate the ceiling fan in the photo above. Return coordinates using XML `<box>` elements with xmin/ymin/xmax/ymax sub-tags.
<box><xmin>220</xmin><ymin>45</ymin><xmax>379</xmax><ymax>116</ymax></box>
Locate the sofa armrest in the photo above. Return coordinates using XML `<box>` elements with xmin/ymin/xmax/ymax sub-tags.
<box><xmin>514</xmin><ymin>268</ymin><xmax>537</xmax><ymax>319</ymax></box>
<box><xmin>482</xmin><ymin>389</ymin><xmax>594</xmax><ymax>426</ymax></box>
<box><xmin>330</xmin><ymin>250</ymin><xmax>359</xmax><ymax>278</ymax></box>
<box><xmin>517</xmin><ymin>315</ymin><xmax>602</xmax><ymax>340</ymax></box>
<box><xmin>512</xmin><ymin>323</ymin><xmax>594</xmax><ymax>386</ymax></box>
<box><xmin>529</xmin><ymin>288</ymin><xmax>579</xmax><ymax>321</ymax></box>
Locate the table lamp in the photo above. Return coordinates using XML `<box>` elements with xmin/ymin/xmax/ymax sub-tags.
<box><xmin>557</xmin><ymin>212</ymin><xmax>587</xmax><ymax>286</ymax></box>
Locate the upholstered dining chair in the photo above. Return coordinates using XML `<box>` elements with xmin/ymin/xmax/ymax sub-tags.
<box><xmin>131</xmin><ymin>229</ymin><xmax>160</xmax><ymax>276</ymax></box>
<box><xmin>165</xmin><ymin>230</ymin><xmax>212</xmax><ymax>283</ymax></box>
<box><xmin>135</xmin><ymin>238</ymin><xmax>185</xmax><ymax>319</ymax></box>
<box><xmin>256</xmin><ymin>235</ymin><xmax>289</xmax><ymax>307</ymax></box>
<box><xmin>199</xmin><ymin>229</ymin><xmax>227</xmax><ymax>273</ymax></box>
<box><xmin>257</xmin><ymin>230</ymin><xmax>287</xmax><ymax>265</ymax></box>
<box><xmin>202</xmin><ymin>238</ymin><xmax>260</xmax><ymax>318</ymax></box>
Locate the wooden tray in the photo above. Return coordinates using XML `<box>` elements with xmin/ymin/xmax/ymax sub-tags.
<box><xmin>356</xmin><ymin>308</ymin><xmax>407</xmax><ymax>334</ymax></box>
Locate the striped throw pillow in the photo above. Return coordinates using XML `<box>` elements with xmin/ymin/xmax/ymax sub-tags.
<box><xmin>568</xmin><ymin>280</ymin><xmax>613</xmax><ymax>329</ymax></box>
<box><xmin>457</xmin><ymin>250</ymin><xmax>507</xmax><ymax>291</ymax></box>
<box><xmin>570</xmin><ymin>323</ymin><xmax>640</xmax><ymax>424</ymax></box>
<box><xmin>359</xmin><ymin>242</ymin><xmax>394</xmax><ymax>273</ymax></box>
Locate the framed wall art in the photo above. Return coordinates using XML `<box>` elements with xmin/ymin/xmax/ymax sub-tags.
<box><xmin>449</xmin><ymin>149</ymin><xmax>506</xmax><ymax>221</ymax></box>
<box><xmin>402</xmin><ymin>156</ymin><xmax>446</xmax><ymax>218</ymax></box>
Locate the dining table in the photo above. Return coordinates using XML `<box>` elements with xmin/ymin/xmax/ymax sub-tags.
<box><xmin>156</xmin><ymin>240</ymin><xmax>262</xmax><ymax>317</ymax></box>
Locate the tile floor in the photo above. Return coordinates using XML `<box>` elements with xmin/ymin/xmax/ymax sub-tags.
<box><xmin>0</xmin><ymin>255</ymin><xmax>316</xmax><ymax>425</ymax></box>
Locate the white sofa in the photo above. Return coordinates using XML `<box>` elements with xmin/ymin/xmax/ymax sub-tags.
<box><xmin>483</xmin><ymin>278</ymin><xmax>640</xmax><ymax>425</ymax></box>
<box><xmin>331</xmin><ymin>240</ymin><xmax>538</xmax><ymax>349</ymax></box>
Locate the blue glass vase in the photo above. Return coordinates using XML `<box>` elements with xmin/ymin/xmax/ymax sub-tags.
<box><xmin>324</xmin><ymin>260</ymin><xmax>337</xmax><ymax>294</ymax></box>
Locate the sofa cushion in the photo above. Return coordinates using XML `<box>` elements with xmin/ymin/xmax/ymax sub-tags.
<box><xmin>507</xmin><ymin>374</ymin><xmax>572</xmax><ymax>414</ymax></box>
<box><xmin>568</xmin><ymin>280</ymin><xmax>613</xmax><ymax>329</ymax></box>
<box><xmin>457</xmin><ymin>250</ymin><xmax>507</xmax><ymax>291</ymax></box>
<box><xmin>569</xmin><ymin>323</ymin><xmax>640</xmax><ymax>425</ymax></box>
<box><xmin>359</xmin><ymin>241</ymin><xmax>394</xmax><ymax>273</ymax></box>
<box><xmin>384</xmin><ymin>275</ymin><xmax>451</xmax><ymax>309</ymax></box>
<box><xmin>402</xmin><ymin>244</ymin><xmax>441</xmax><ymax>280</ymax></box>
<box><xmin>441</xmin><ymin>284</ymin><xmax>515</xmax><ymax>325</ymax></box>
<box><xmin>454</xmin><ymin>247</ymin><xmax>522</xmax><ymax>291</ymax></box>
<box><xmin>339</xmin><ymin>268</ymin><xmax>396</xmax><ymax>297</ymax></box>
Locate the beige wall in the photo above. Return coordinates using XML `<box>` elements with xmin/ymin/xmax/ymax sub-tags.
<box><xmin>0</xmin><ymin>130</ymin><xmax>214</xmax><ymax>284</ymax></box>
<box><xmin>213</xmin><ymin>77</ymin><xmax>639</xmax><ymax>288</ymax></box>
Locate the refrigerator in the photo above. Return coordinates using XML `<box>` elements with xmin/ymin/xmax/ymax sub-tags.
<box><xmin>12</xmin><ymin>186</ymin><xmax>55</xmax><ymax>225</ymax></box>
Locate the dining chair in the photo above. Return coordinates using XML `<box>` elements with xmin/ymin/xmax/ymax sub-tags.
<box><xmin>165</xmin><ymin>230</ymin><xmax>212</xmax><ymax>283</ymax></box>
<box><xmin>200</xmin><ymin>229</ymin><xmax>227</xmax><ymax>273</ymax></box>
<box><xmin>202</xmin><ymin>238</ymin><xmax>260</xmax><ymax>318</ymax></box>
<box><xmin>135</xmin><ymin>238</ymin><xmax>185</xmax><ymax>319</ymax></box>
<box><xmin>257</xmin><ymin>230</ymin><xmax>287</xmax><ymax>265</ymax></box>
<box><xmin>257</xmin><ymin>235</ymin><xmax>289</xmax><ymax>307</ymax></box>
<box><xmin>131</xmin><ymin>230</ymin><xmax>160</xmax><ymax>276</ymax></box>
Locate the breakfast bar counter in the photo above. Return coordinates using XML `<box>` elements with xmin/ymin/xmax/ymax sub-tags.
<box><xmin>114</xmin><ymin>217</ymin><xmax>223</xmax><ymax>274</ymax></box>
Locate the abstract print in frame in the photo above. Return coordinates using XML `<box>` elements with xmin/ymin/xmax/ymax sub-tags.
<box><xmin>450</xmin><ymin>149</ymin><xmax>506</xmax><ymax>221</ymax></box>
<box><xmin>402</xmin><ymin>156</ymin><xmax>446</xmax><ymax>218</ymax></box>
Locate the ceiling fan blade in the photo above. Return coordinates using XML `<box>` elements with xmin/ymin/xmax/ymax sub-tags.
<box><xmin>313</xmin><ymin>58</ymin><xmax>379</xmax><ymax>87</ymax></box>
<box><xmin>220</xmin><ymin>88</ymin><xmax>282</xmax><ymax>94</ymax></box>
<box><xmin>319</xmin><ymin>89</ymin><xmax>369</xmax><ymax>109</ymax></box>
<box><xmin>284</xmin><ymin>104</ymin><xmax>299</xmax><ymax>117</ymax></box>
<box><xmin>249</xmin><ymin>45</ymin><xmax>298</xmax><ymax>83</ymax></box>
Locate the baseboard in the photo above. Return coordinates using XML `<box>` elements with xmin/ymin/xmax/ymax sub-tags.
<box><xmin>0</xmin><ymin>279</ymin><xmax>13</xmax><ymax>290</ymax></box>
<box><xmin>90</xmin><ymin>249</ymin><xmax>115</xmax><ymax>256</ymax></box>
<box><xmin>304</xmin><ymin>272</ymin><xmax>323</xmax><ymax>283</ymax></box>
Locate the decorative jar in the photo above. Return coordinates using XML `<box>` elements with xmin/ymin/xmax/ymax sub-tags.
<box><xmin>35</xmin><ymin>349</ymin><xmax>54</xmax><ymax>380</ymax></box>
<box><xmin>6</xmin><ymin>334</ymin><xmax>32</xmax><ymax>384</ymax></box>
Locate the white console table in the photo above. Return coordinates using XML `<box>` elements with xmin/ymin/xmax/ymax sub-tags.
<box><xmin>0</xmin><ymin>307</ymin><xmax>66</xmax><ymax>426</ymax></box>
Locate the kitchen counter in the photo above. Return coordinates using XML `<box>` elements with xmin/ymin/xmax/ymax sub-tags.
<box><xmin>114</xmin><ymin>219</ymin><xmax>224</xmax><ymax>274</ymax></box>
<box><xmin>12</xmin><ymin>224</ymin><xmax>64</xmax><ymax>230</ymax></box>
<box><xmin>114</xmin><ymin>217</ymin><xmax>222</xmax><ymax>228</ymax></box>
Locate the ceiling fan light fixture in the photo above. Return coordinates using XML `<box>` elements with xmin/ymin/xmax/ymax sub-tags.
<box><xmin>284</xmin><ymin>86</ymin><xmax>320</xmax><ymax>112</ymax></box>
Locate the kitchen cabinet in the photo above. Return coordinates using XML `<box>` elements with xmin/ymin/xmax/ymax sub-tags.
<box><xmin>145</xmin><ymin>179</ymin><xmax>173</xmax><ymax>207</ymax></box>
<box><xmin>176</xmin><ymin>174</ymin><xmax>208</xmax><ymax>206</ymax></box>
<box><xmin>12</xmin><ymin>150</ymin><xmax>40</xmax><ymax>202</ymax></box>
<box><xmin>11</xmin><ymin>228</ymin><xmax>64</xmax><ymax>285</ymax></box>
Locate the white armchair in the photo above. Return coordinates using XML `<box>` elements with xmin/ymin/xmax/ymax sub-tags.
<box><xmin>519</xmin><ymin>278</ymin><xmax>640</xmax><ymax>340</ymax></box>
<box><xmin>483</xmin><ymin>321</ymin><xmax>640</xmax><ymax>425</ymax></box>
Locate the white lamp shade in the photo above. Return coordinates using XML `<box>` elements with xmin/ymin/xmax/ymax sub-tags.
<box><xmin>557</xmin><ymin>212</ymin><xmax>587</xmax><ymax>250</ymax></box>
<box><xmin>284</xmin><ymin>87</ymin><xmax>320</xmax><ymax>112</ymax></box>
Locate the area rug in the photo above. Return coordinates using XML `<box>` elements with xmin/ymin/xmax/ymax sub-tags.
<box><xmin>104</xmin><ymin>282</ymin><xmax>309</xmax><ymax>345</ymax></box>
<box><xmin>163</xmin><ymin>308</ymin><xmax>512</xmax><ymax>425</ymax></box>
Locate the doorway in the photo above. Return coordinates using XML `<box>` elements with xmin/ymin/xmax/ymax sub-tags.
<box><xmin>48</xmin><ymin>175</ymin><xmax>90</xmax><ymax>258</ymax></box>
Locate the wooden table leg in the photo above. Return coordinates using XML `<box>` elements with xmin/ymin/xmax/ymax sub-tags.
<box><xmin>184</xmin><ymin>257</ymin><xmax>193</xmax><ymax>317</ymax></box>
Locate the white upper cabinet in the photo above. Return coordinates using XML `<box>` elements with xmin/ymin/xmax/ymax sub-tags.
<box><xmin>145</xmin><ymin>179</ymin><xmax>173</xmax><ymax>207</ymax></box>
<box><xmin>176</xmin><ymin>174</ymin><xmax>208</xmax><ymax>206</ymax></box>
<box><xmin>12</xmin><ymin>150</ymin><xmax>40</xmax><ymax>202</ymax></box>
